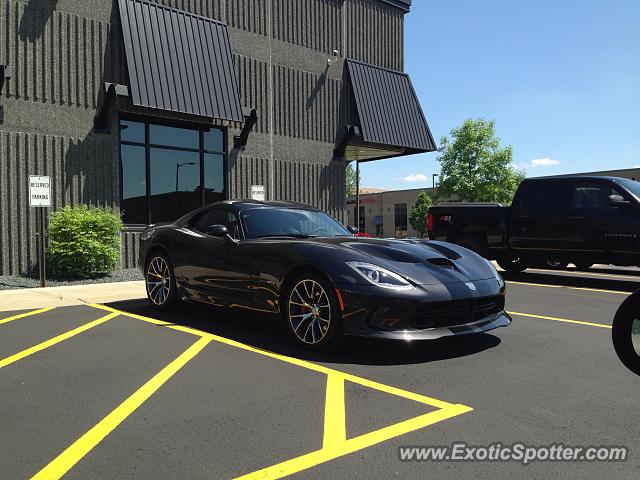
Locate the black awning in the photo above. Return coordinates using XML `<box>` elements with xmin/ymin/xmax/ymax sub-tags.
<box><xmin>118</xmin><ymin>0</ymin><xmax>243</xmax><ymax>123</ymax></box>
<box><xmin>344</xmin><ymin>59</ymin><xmax>436</xmax><ymax>162</ymax></box>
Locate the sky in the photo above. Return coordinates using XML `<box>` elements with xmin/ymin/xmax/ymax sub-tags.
<box><xmin>359</xmin><ymin>0</ymin><xmax>640</xmax><ymax>189</ymax></box>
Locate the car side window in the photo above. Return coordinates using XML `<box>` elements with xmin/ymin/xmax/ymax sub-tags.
<box><xmin>572</xmin><ymin>183</ymin><xmax>623</xmax><ymax>209</ymax></box>
<box><xmin>518</xmin><ymin>181</ymin><xmax>571</xmax><ymax>210</ymax></box>
<box><xmin>191</xmin><ymin>209</ymin><xmax>241</xmax><ymax>239</ymax></box>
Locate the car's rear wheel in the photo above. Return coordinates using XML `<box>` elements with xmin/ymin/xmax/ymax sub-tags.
<box><xmin>497</xmin><ymin>257</ymin><xmax>529</xmax><ymax>273</ymax></box>
<box><xmin>285</xmin><ymin>273</ymin><xmax>341</xmax><ymax>349</ymax></box>
<box><xmin>145</xmin><ymin>252</ymin><xmax>178</xmax><ymax>310</ymax></box>
<box><xmin>545</xmin><ymin>259</ymin><xmax>568</xmax><ymax>269</ymax></box>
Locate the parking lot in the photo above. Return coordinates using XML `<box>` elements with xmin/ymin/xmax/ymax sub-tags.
<box><xmin>2</xmin><ymin>266</ymin><xmax>639</xmax><ymax>479</ymax></box>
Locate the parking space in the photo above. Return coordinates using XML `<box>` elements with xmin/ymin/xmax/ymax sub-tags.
<box><xmin>1</xmin><ymin>266</ymin><xmax>639</xmax><ymax>479</ymax></box>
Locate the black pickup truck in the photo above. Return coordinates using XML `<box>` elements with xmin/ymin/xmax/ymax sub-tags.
<box><xmin>427</xmin><ymin>176</ymin><xmax>640</xmax><ymax>272</ymax></box>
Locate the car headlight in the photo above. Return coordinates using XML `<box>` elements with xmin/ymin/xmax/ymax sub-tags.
<box><xmin>346</xmin><ymin>261</ymin><xmax>414</xmax><ymax>290</ymax></box>
<box><xmin>486</xmin><ymin>259</ymin><xmax>505</xmax><ymax>287</ymax></box>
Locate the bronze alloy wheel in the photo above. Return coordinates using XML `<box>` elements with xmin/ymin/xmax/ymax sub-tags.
<box><xmin>288</xmin><ymin>279</ymin><xmax>332</xmax><ymax>345</ymax></box>
<box><xmin>146</xmin><ymin>256</ymin><xmax>172</xmax><ymax>306</ymax></box>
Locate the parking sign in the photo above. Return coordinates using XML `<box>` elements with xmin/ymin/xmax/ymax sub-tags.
<box><xmin>29</xmin><ymin>176</ymin><xmax>51</xmax><ymax>207</ymax></box>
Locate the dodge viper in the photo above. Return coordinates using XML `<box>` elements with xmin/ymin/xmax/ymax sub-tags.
<box><xmin>139</xmin><ymin>200</ymin><xmax>511</xmax><ymax>348</ymax></box>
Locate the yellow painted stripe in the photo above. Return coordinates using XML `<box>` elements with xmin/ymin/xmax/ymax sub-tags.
<box><xmin>0</xmin><ymin>313</ymin><xmax>119</xmax><ymax>369</ymax></box>
<box><xmin>527</xmin><ymin>267</ymin><xmax>640</xmax><ymax>281</ymax></box>
<box><xmin>89</xmin><ymin>304</ymin><xmax>456</xmax><ymax>410</ymax></box>
<box><xmin>234</xmin><ymin>404</ymin><xmax>472</xmax><ymax>480</ymax></box>
<box><xmin>509</xmin><ymin>311</ymin><xmax>612</xmax><ymax>329</ymax></box>
<box><xmin>569</xmin><ymin>287</ymin><xmax>629</xmax><ymax>295</ymax></box>
<box><xmin>31</xmin><ymin>336</ymin><xmax>211</xmax><ymax>480</ymax></box>
<box><xmin>506</xmin><ymin>281</ymin><xmax>564</xmax><ymax>288</ymax></box>
<box><xmin>323</xmin><ymin>374</ymin><xmax>346</xmax><ymax>451</ymax></box>
<box><xmin>0</xmin><ymin>307</ymin><xmax>55</xmax><ymax>326</ymax></box>
<box><xmin>506</xmin><ymin>280</ymin><xmax>629</xmax><ymax>296</ymax></box>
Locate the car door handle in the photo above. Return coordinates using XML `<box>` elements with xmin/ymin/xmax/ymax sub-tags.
<box><xmin>569</xmin><ymin>216</ymin><xmax>584</xmax><ymax>220</ymax></box>
<box><xmin>515</xmin><ymin>215</ymin><xmax>531</xmax><ymax>219</ymax></box>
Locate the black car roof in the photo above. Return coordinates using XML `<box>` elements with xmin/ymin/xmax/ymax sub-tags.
<box><xmin>214</xmin><ymin>199</ymin><xmax>321</xmax><ymax>212</ymax></box>
<box><xmin>526</xmin><ymin>175</ymin><xmax>634</xmax><ymax>182</ymax></box>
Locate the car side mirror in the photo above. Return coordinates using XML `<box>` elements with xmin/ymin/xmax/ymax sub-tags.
<box><xmin>608</xmin><ymin>195</ymin><xmax>631</xmax><ymax>207</ymax></box>
<box><xmin>205</xmin><ymin>224</ymin><xmax>229</xmax><ymax>237</ymax></box>
<box><xmin>347</xmin><ymin>226</ymin><xmax>359</xmax><ymax>235</ymax></box>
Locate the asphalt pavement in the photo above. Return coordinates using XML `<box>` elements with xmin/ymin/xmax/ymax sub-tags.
<box><xmin>1</xmin><ymin>266</ymin><xmax>639</xmax><ymax>479</ymax></box>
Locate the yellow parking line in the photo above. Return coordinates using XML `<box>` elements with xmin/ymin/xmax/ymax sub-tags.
<box><xmin>89</xmin><ymin>303</ymin><xmax>456</xmax><ymax>409</ymax></box>
<box><xmin>31</xmin><ymin>336</ymin><xmax>211</xmax><ymax>480</ymax></box>
<box><xmin>0</xmin><ymin>313</ymin><xmax>118</xmax><ymax>369</ymax></box>
<box><xmin>0</xmin><ymin>307</ymin><xmax>55</xmax><ymax>326</ymax></box>
<box><xmin>87</xmin><ymin>303</ymin><xmax>471</xmax><ymax>479</ymax></box>
<box><xmin>506</xmin><ymin>280</ymin><xmax>629</xmax><ymax>295</ymax></box>
<box><xmin>323</xmin><ymin>374</ymin><xmax>346</xmax><ymax>451</ymax></box>
<box><xmin>509</xmin><ymin>311</ymin><xmax>611</xmax><ymax>329</ymax></box>
<box><xmin>526</xmin><ymin>268</ymin><xmax>640</xmax><ymax>281</ymax></box>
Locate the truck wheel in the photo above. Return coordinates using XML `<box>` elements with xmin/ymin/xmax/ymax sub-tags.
<box><xmin>544</xmin><ymin>259</ymin><xmax>568</xmax><ymax>270</ymax></box>
<box><xmin>573</xmin><ymin>262</ymin><xmax>593</xmax><ymax>270</ymax></box>
<box><xmin>497</xmin><ymin>257</ymin><xmax>528</xmax><ymax>273</ymax></box>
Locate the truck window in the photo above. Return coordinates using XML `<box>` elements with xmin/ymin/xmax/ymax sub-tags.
<box><xmin>518</xmin><ymin>182</ymin><xmax>570</xmax><ymax>210</ymax></box>
<box><xmin>571</xmin><ymin>183</ymin><xmax>623</xmax><ymax>209</ymax></box>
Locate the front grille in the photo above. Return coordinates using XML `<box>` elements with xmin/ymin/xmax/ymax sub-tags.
<box><xmin>409</xmin><ymin>295</ymin><xmax>504</xmax><ymax>329</ymax></box>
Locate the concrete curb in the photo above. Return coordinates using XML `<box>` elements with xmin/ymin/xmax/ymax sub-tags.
<box><xmin>0</xmin><ymin>281</ymin><xmax>146</xmax><ymax>312</ymax></box>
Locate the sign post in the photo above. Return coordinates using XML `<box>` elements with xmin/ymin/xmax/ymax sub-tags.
<box><xmin>29</xmin><ymin>176</ymin><xmax>51</xmax><ymax>288</ymax></box>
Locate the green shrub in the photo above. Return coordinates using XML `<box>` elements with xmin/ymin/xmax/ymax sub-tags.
<box><xmin>46</xmin><ymin>205</ymin><xmax>123</xmax><ymax>279</ymax></box>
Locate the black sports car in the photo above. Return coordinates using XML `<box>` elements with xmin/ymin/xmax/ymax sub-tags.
<box><xmin>138</xmin><ymin>200</ymin><xmax>511</xmax><ymax>348</ymax></box>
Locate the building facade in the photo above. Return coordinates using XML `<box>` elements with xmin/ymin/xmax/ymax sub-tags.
<box><xmin>0</xmin><ymin>0</ymin><xmax>435</xmax><ymax>275</ymax></box>
<box><xmin>347</xmin><ymin>187</ymin><xmax>436</xmax><ymax>238</ymax></box>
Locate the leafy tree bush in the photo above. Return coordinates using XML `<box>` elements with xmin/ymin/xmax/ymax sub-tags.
<box><xmin>46</xmin><ymin>206</ymin><xmax>123</xmax><ymax>279</ymax></box>
<box><xmin>436</xmin><ymin>118</ymin><xmax>525</xmax><ymax>204</ymax></box>
<box><xmin>345</xmin><ymin>162</ymin><xmax>361</xmax><ymax>196</ymax></box>
<box><xmin>409</xmin><ymin>191</ymin><xmax>433</xmax><ymax>238</ymax></box>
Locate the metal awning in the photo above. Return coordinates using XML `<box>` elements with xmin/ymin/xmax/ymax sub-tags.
<box><xmin>340</xmin><ymin>59</ymin><xmax>437</xmax><ymax>162</ymax></box>
<box><xmin>118</xmin><ymin>0</ymin><xmax>243</xmax><ymax>123</ymax></box>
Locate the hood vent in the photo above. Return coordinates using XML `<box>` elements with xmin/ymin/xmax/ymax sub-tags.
<box><xmin>426</xmin><ymin>258</ymin><xmax>455</xmax><ymax>269</ymax></box>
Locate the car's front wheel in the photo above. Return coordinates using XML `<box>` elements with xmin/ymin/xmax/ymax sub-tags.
<box><xmin>497</xmin><ymin>257</ymin><xmax>529</xmax><ymax>273</ymax></box>
<box><xmin>145</xmin><ymin>252</ymin><xmax>178</xmax><ymax>310</ymax></box>
<box><xmin>284</xmin><ymin>273</ymin><xmax>342</xmax><ymax>348</ymax></box>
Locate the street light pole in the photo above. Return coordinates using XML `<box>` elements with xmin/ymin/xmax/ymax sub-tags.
<box><xmin>176</xmin><ymin>162</ymin><xmax>196</xmax><ymax>192</ymax></box>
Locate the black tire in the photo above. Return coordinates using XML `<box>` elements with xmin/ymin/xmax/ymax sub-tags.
<box><xmin>497</xmin><ymin>257</ymin><xmax>529</xmax><ymax>273</ymax></box>
<box><xmin>573</xmin><ymin>262</ymin><xmax>593</xmax><ymax>270</ymax></box>
<box><xmin>544</xmin><ymin>259</ymin><xmax>569</xmax><ymax>270</ymax></box>
<box><xmin>145</xmin><ymin>251</ymin><xmax>179</xmax><ymax>310</ymax></box>
<box><xmin>283</xmin><ymin>272</ymin><xmax>342</xmax><ymax>349</ymax></box>
<box><xmin>612</xmin><ymin>291</ymin><xmax>640</xmax><ymax>376</ymax></box>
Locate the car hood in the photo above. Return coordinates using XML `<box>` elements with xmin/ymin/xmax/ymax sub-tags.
<box><xmin>309</xmin><ymin>237</ymin><xmax>498</xmax><ymax>286</ymax></box>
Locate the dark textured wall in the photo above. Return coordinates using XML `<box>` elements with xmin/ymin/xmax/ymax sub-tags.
<box><xmin>0</xmin><ymin>0</ymin><xmax>406</xmax><ymax>274</ymax></box>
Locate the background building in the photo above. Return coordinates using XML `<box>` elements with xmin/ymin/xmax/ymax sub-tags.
<box><xmin>348</xmin><ymin>167</ymin><xmax>640</xmax><ymax>238</ymax></box>
<box><xmin>0</xmin><ymin>0</ymin><xmax>435</xmax><ymax>275</ymax></box>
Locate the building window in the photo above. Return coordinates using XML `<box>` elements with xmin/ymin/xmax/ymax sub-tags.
<box><xmin>119</xmin><ymin>119</ymin><xmax>226</xmax><ymax>225</ymax></box>
<box><xmin>394</xmin><ymin>203</ymin><xmax>407</xmax><ymax>238</ymax></box>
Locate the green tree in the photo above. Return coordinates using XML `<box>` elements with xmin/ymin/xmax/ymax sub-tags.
<box><xmin>409</xmin><ymin>191</ymin><xmax>432</xmax><ymax>238</ymax></box>
<box><xmin>345</xmin><ymin>162</ymin><xmax>360</xmax><ymax>196</ymax></box>
<box><xmin>436</xmin><ymin>119</ymin><xmax>525</xmax><ymax>204</ymax></box>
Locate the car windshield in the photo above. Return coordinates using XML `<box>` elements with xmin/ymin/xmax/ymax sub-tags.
<box><xmin>241</xmin><ymin>208</ymin><xmax>351</xmax><ymax>239</ymax></box>
<box><xmin>614</xmin><ymin>178</ymin><xmax>640</xmax><ymax>201</ymax></box>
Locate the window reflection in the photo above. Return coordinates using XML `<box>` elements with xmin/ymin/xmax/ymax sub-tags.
<box><xmin>150</xmin><ymin>149</ymin><xmax>201</xmax><ymax>223</ymax></box>
<box><xmin>120</xmin><ymin>121</ymin><xmax>145</xmax><ymax>143</ymax></box>
<box><xmin>120</xmin><ymin>145</ymin><xmax>147</xmax><ymax>225</ymax></box>
<box><xmin>204</xmin><ymin>129</ymin><xmax>224</xmax><ymax>152</ymax></box>
<box><xmin>204</xmin><ymin>153</ymin><xmax>225</xmax><ymax>205</ymax></box>
<box><xmin>119</xmin><ymin>120</ymin><xmax>226</xmax><ymax>225</ymax></box>
<box><xmin>149</xmin><ymin>124</ymin><xmax>199</xmax><ymax>149</ymax></box>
